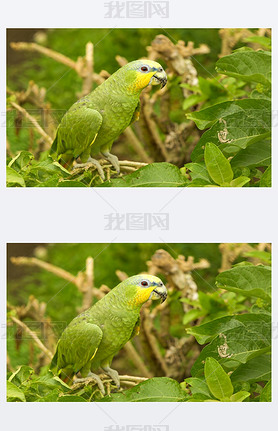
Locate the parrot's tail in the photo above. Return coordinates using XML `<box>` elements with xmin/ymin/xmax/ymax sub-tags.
<box><xmin>60</xmin><ymin>373</ymin><xmax>73</xmax><ymax>384</ymax></box>
<box><xmin>49</xmin><ymin>349</ymin><xmax>74</xmax><ymax>384</ymax></box>
<box><xmin>49</xmin><ymin>136</ymin><xmax>74</xmax><ymax>170</ymax></box>
<box><xmin>59</xmin><ymin>157</ymin><xmax>74</xmax><ymax>170</ymax></box>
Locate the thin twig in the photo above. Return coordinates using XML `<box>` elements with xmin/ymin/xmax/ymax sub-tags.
<box><xmin>142</xmin><ymin>96</ymin><xmax>168</xmax><ymax>160</ymax></box>
<box><xmin>10</xmin><ymin>256</ymin><xmax>104</xmax><ymax>300</ymax></box>
<box><xmin>123</xmin><ymin>127</ymin><xmax>153</xmax><ymax>163</ymax></box>
<box><xmin>10</xmin><ymin>42</ymin><xmax>77</xmax><ymax>70</ymax></box>
<box><xmin>10</xmin><ymin>102</ymin><xmax>53</xmax><ymax>145</ymax></box>
<box><xmin>79</xmin><ymin>257</ymin><xmax>94</xmax><ymax>311</ymax></box>
<box><xmin>11</xmin><ymin>256</ymin><xmax>77</xmax><ymax>284</ymax></box>
<box><xmin>72</xmin><ymin>159</ymin><xmax>148</xmax><ymax>176</ymax></box>
<box><xmin>81</xmin><ymin>42</ymin><xmax>94</xmax><ymax>96</ymax></box>
<box><xmin>141</xmin><ymin>309</ymin><xmax>169</xmax><ymax>376</ymax></box>
<box><xmin>10</xmin><ymin>316</ymin><xmax>53</xmax><ymax>359</ymax></box>
<box><xmin>124</xmin><ymin>341</ymin><xmax>153</xmax><ymax>378</ymax></box>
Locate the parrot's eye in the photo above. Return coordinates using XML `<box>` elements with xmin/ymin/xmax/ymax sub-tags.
<box><xmin>141</xmin><ymin>280</ymin><xmax>149</xmax><ymax>287</ymax></box>
<box><xmin>140</xmin><ymin>66</ymin><xmax>149</xmax><ymax>72</ymax></box>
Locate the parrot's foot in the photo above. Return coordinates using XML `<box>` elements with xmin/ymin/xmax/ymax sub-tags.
<box><xmin>101</xmin><ymin>151</ymin><xmax>120</xmax><ymax>175</ymax></box>
<box><xmin>73</xmin><ymin>157</ymin><xmax>105</xmax><ymax>180</ymax></box>
<box><xmin>102</xmin><ymin>366</ymin><xmax>120</xmax><ymax>390</ymax></box>
<box><xmin>74</xmin><ymin>372</ymin><xmax>105</xmax><ymax>396</ymax></box>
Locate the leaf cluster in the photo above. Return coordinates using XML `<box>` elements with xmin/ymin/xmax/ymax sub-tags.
<box><xmin>184</xmin><ymin>46</ymin><xmax>271</xmax><ymax>187</ymax></box>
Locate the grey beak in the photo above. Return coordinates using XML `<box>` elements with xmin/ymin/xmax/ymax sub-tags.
<box><xmin>153</xmin><ymin>287</ymin><xmax>167</xmax><ymax>303</ymax></box>
<box><xmin>154</xmin><ymin>73</ymin><xmax>167</xmax><ymax>88</ymax></box>
<box><xmin>160</xmin><ymin>77</ymin><xmax>167</xmax><ymax>88</ymax></box>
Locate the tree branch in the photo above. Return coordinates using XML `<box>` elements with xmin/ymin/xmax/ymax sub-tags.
<box><xmin>81</xmin><ymin>42</ymin><xmax>94</xmax><ymax>96</ymax></box>
<box><xmin>123</xmin><ymin>341</ymin><xmax>153</xmax><ymax>378</ymax></box>
<box><xmin>123</xmin><ymin>127</ymin><xmax>153</xmax><ymax>164</ymax></box>
<box><xmin>10</xmin><ymin>102</ymin><xmax>53</xmax><ymax>145</ymax></box>
<box><xmin>10</xmin><ymin>316</ymin><xmax>53</xmax><ymax>359</ymax></box>
<box><xmin>10</xmin><ymin>256</ymin><xmax>104</xmax><ymax>300</ymax></box>
<box><xmin>10</xmin><ymin>42</ymin><xmax>77</xmax><ymax>70</ymax></box>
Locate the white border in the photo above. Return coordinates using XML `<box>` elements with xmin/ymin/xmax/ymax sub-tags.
<box><xmin>1</xmin><ymin>0</ymin><xmax>277</xmax><ymax>430</ymax></box>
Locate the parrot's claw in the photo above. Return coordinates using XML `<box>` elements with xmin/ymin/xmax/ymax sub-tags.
<box><xmin>74</xmin><ymin>372</ymin><xmax>105</xmax><ymax>395</ymax></box>
<box><xmin>73</xmin><ymin>157</ymin><xmax>105</xmax><ymax>180</ymax></box>
<box><xmin>102</xmin><ymin>366</ymin><xmax>121</xmax><ymax>390</ymax></box>
<box><xmin>101</xmin><ymin>151</ymin><xmax>120</xmax><ymax>175</ymax></box>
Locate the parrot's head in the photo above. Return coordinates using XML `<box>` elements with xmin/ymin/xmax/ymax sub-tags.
<box><xmin>116</xmin><ymin>60</ymin><xmax>167</xmax><ymax>94</ymax></box>
<box><xmin>119</xmin><ymin>274</ymin><xmax>167</xmax><ymax>308</ymax></box>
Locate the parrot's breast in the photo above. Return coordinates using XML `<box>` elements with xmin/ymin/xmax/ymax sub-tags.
<box><xmin>91</xmin><ymin>95</ymin><xmax>139</xmax><ymax>154</ymax></box>
<box><xmin>88</xmin><ymin>303</ymin><xmax>139</xmax><ymax>369</ymax></box>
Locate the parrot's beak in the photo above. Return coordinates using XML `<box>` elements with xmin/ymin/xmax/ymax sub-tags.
<box><xmin>152</xmin><ymin>70</ymin><xmax>167</xmax><ymax>88</ymax></box>
<box><xmin>151</xmin><ymin>284</ymin><xmax>167</xmax><ymax>303</ymax></box>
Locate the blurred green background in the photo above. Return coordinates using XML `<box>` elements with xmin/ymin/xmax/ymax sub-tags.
<box><xmin>7</xmin><ymin>28</ymin><xmax>222</xmax><ymax>107</ymax></box>
<box><xmin>7</xmin><ymin>28</ymin><xmax>224</xmax><ymax>154</ymax></box>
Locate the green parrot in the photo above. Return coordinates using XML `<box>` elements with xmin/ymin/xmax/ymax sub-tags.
<box><xmin>50</xmin><ymin>274</ymin><xmax>167</xmax><ymax>395</ymax></box>
<box><xmin>50</xmin><ymin>59</ymin><xmax>167</xmax><ymax>179</ymax></box>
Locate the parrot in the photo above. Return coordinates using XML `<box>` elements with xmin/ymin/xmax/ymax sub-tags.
<box><xmin>50</xmin><ymin>59</ymin><xmax>167</xmax><ymax>180</ymax></box>
<box><xmin>50</xmin><ymin>274</ymin><xmax>167</xmax><ymax>395</ymax></box>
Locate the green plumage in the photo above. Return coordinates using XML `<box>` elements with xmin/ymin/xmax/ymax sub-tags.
<box><xmin>50</xmin><ymin>274</ymin><xmax>167</xmax><ymax>388</ymax></box>
<box><xmin>50</xmin><ymin>59</ymin><xmax>167</xmax><ymax>171</ymax></box>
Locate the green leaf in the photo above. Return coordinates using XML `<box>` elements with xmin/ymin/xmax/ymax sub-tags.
<box><xmin>189</xmin><ymin>99</ymin><xmax>271</xmax><ymax>162</ymax></box>
<box><xmin>35</xmin><ymin>389</ymin><xmax>61</xmax><ymax>402</ymax></box>
<box><xmin>204</xmin><ymin>143</ymin><xmax>233</xmax><ymax>185</ymax></box>
<box><xmin>185</xmin><ymin>162</ymin><xmax>212</xmax><ymax>183</ymax></box>
<box><xmin>189</xmin><ymin>314</ymin><xmax>271</xmax><ymax>377</ymax></box>
<box><xmin>34</xmin><ymin>373</ymin><xmax>70</xmax><ymax>391</ymax></box>
<box><xmin>230</xmin><ymin>391</ymin><xmax>250</xmax><ymax>402</ymax></box>
<box><xmin>243</xmin><ymin>250</ymin><xmax>271</xmax><ymax>265</ymax></box>
<box><xmin>6</xmin><ymin>166</ymin><xmax>25</xmax><ymax>187</ymax></box>
<box><xmin>216</xmin><ymin>265</ymin><xmax>271</xmax><ymax>301</ymax></box>
<box><xmin>9</xmin><ymin>365</ymin><xmax>34</xmax><ymax>386</ymax></box>
<box><xmin>204</xmin><ymin>357</ymin><xmax>234</xmax><ymax>400</ymax></box>
<box><xmin>22</xmin><ymin>372</ymin><xmax>70</xmax><ymax>400</ymax></box>
<box><xmin>187</xmin><ymin>313</ymin><xmax>271</xmax><ymax>345</ymax></box>
<box><xmin>183</xmin><ymin>308</ymin><xmax>204</xmax><ymax>325</ymax></box>
<box><xmin>231</xmin><ymin>140</ymin><xmax>271</xmax><ymax>168</ymax></box>
<box><xmin>8</xmin><ymin>151</ymin><xmax>34</xmax><ymax>171</ymax></box>
<box><xmin>243</xmin><ymin>36</ymin><xmax>271</xmax><ymax>50</ymax></box>
<box><xmin>100</xmin><ymin>377</ymin><xmax>187</xmax><ymax>402</ymax></box>
<box><xmin>231</xmin><ymin>354</ymin><xmax>271</xmax><ymax>384</ymax></box>
<box><xmin>260</xmin><ymin>166</ymin><xmax>271</xmax><ymax>187</ymax></box>
<box><xmin>198</xmin><ymin>76</ymin><xmax>225</xmax><ymax>99</ymax></box>
<box><xmin>30</xmin><ymin>158</ymin><xmax>70</xmax><ymax>178</ymax></box>
<box><xmin>260</xmin><ymin>380</ymin><xmax>271</xmax><ymax>402</ymax></box>
<box><xmin>100</xmin><ymin>163</ymin><xmax>187</xmax><ymax>187</ymax></box>
<box><xmin>183</xmin><ymin>94</ymin><xmax>205</xmax><ymax>110</ymax></box>
<box><xmin>216</xmin><ymin>51</ymin><xmax>271</xmax><ymax>85</ymax></box>
<box><xmin>184</xmin><ymin>377</ymin><xmax>212</xmax><ymax>398</ymax></box>
<box><xmin>7</xmin><ymin>381</ymin><xmax>26</xmax><ymax>402</ymax></box>
<box><xmin>187</xmin><ymin>98</ymin><xmax>270</xmax><ymax>130</ymax></box>
<box><xmin>230</xmin><ymin>176</ymin><xmax>250</xmax><ymax>187</ymax></box>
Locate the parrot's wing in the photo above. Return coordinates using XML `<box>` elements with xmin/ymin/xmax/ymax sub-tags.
<box><xmin>57</xmin><ymin>321</ymin><xmax>103</xmax><ymax>374</ymax></box>
<box><xmin>56</xmin><ymin>106</ymin><xmax>103</xmax><ymax>160</ymax></box>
